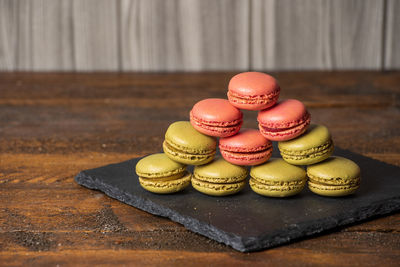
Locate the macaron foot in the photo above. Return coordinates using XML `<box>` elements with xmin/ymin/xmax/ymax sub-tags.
<box><xmin>139</xmin><ymin>172</ymin><xmax>192</xmax><ymax>194</ymax></box>
<box><xmin>163</xmin><ymin>140</ymin><xmax>215</xmax><ymax>165</ymax></box>
<box><xmin>308</xmin><ymin>179</ymin><xmax>359</xmax><ymax>197</ymax></box>
<box><xmin>191</xmin><ymin>178</ymin><xmax>246</xmax><ymax>196</ymax></box>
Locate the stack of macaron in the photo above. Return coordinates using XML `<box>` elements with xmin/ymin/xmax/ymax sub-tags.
<box><xmin>136</xmin><ymin>72</ymin><xmax>360</xmax><ymax>198</ymax></box>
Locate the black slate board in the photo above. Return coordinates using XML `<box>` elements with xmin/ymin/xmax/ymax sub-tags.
<box><xmin>75</xmin><ymin>146</ymin><xmax>400</xmax><ymax>252</ymax></box>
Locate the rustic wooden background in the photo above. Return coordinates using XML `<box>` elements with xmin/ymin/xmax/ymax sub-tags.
<box><xmin>1</xmin><ymin>0</ymin><xmax>399</xmax><ymax>71</ymax></box>
<box><xmin>0</xmin><ymin>72</ymin><xmax>399</xmax><ymax>265</ymax></box>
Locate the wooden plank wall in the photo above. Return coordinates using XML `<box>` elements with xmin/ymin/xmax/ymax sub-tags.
<box><xmin>0</xmin><ymin>0</ymin><xmax>398</xmax><ymax>71</ymax></box>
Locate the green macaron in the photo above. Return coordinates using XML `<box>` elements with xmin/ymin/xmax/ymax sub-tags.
<box><xmin>250</xmin><ymin>158</ymin><xmax>307</xmax><ymax>197</ymax></box>
<box><xmin>307</xmin><ymin>156</ymin><xmax>360</xmax><ymax>197</ymax></box>
<box><xmin>278</xmin><ymin>124</ymin><xmax>334</xmax><ymax>165</ymax></box>
<box><xmin>163</xmin><ymin>121</ymin><xmax>217</xmax><ymax>165</ymax></box>
<box><xmin>135</xmin><ymin>153</ymin><xmax>191</xmax><ymax>194</ymax></box>
<box><xmin>192</xmin><ymin>157</ymin><xmax>248</xmax><ymax>196</ymax></box>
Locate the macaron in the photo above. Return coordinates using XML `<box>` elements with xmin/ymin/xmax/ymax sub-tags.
<box><xmin>257</xmin><ymin>99</ymin><xmax>311</xmax><ymax>141</ymax></box>
<box><xmin>278</xmin><ymin>124</ymin><xmax>334</xmax><ymax>165</ymax></box>
<box><xmin>307</xmin><ymin>156</ymin><xmax>361</xmax><ymax>197</ymax></box>
<box><xmin>219</xmin><ymin>128</ymin><xmax>272</xmax><ymax>166</ymax></box>
<box><xmin>135</xmin><ymin>153</ymin><xmax>191</xmax><ymax>194</ymax></box>
<box><xmin>228</xmin><ymin>72</ymin><xmax>280</xmax><ymax>110</ymax></box>
<box><xmin>163</xmin><ymin>121</ymin><xmax>217</xmax><ymax>165</ymax></box>
<box><xmin>250</xmin><ymin>158</ymin><xmax>307</xmax><ymax>197</ymax></box>
<box><xmin>192</xmin><ymin>157</ymin><xmax>248</xmax><ymax>196</ymax></box>
<box><xmin>190</xmin><ymin>98</ymin><xmax>243</xmax><ymax>137</ymax></box>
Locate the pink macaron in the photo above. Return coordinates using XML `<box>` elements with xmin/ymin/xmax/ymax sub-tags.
<box><xmin>190</xmin><ymin>98</ymin><xmax>243</xmax><ymax>137</ymax></box>
<box><xmin>219</xmin><ymin>128</ymin><xmax>273</xmax><ymax>166</ymax></box>
<box><xmin>228</xmin><ymin>72</ymin><xmax>280</xmax><ymax>110</ymax></box>
<box><xmin>257</xmin><ymin>99</ymin><xmax>311</xmax><ymax>141</ymax></box>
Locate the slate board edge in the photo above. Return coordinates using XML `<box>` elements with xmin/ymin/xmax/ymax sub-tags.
<box><xmin>75</xmin><ymin>171</ymin><xmax>245</xmax><ymax>251</ymax></box>
<box><xmin>248</xmin><ymin>197</ymin><xmax>400</xmax><ymax>252</ymax></box>
<box><xmin>75</xmin><ymin>171</ymin><xmax>400</xmax><ymax>252</ymax></box>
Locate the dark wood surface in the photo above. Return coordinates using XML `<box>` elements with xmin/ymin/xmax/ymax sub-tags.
<box><xmin>0</xmin><ymin>72</ymin><xmax>399</xmax><ymax>266</ymax></box>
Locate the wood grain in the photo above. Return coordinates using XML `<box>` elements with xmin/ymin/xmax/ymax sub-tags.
<box><xmin>1</xmin><ymin>0</ymin><xmax>399</xmax><ymax>71</ymax></box>
<box><xmin>251</xmin><ymin>0</ymin><xmax>384</xmax><ymax>70</ymax></box>
<box><xmin>384</xmin><ymin>0</ymin><xmax>400</xmax><ymax>69</ymax></box>
<box><xmin>0</xmin><ymin>72</ymin><xmax>399</xmax><ymax>266</ymax></box>
<box><xmin>0</xmin><ymin>0</ymin><xmax>119</xmax><ymax>71</ymax></box>
<box><xmin>72</xmin><ymin>0</ymin><xmax>119</xmax><ymax>71</ymax></box>
<box><xmin>119</xmin><ymin>0</ymin><xmax>249</xmax><ymax>71</ymax></box>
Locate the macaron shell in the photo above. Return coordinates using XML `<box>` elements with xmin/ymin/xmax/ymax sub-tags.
<box><xmin>139</xmin><ymin>172</ymin><xmax>192</xmax><ymax>194</ymax></box>
<box><xmin>280</xmin><ymin>143</ymin><xmax>334</xmax><ymax>165</ymax></box>
<box><xmin>190</xmin><ymin>98</ymin><xmax>243</xmax><ymax>126</ymax></box>
<box><xmin>190</xmin><ymin>115</ymin><xmax>242</xmax><ymax>137</ymax></box>
<box><xmin>259</xmin><ymin>116</ymin><xmax>310</xmax><ymax>141</ymax></box>
<box><xmin>191</xmin><ymin>178</ymin><xmax>246</xmax><ymax>196</ymax></box>
<box><xmin>192</xmin><ymin>157</ymin><xmax>248</xmax><ymax>196</ymax></box>
<box><xmin>307</xmin><ymin>156</ymin><xmax>361</xmax><ymax>182</ymax></box>
<box><xmin>257</xmin><ymin>99</ymin><xmax>309</xmax><ymax>127</ymax></box>
<box><xmin>165</xmin><ymin>121</ymin><xmax>217</xmax><ymax>154</ymax></box>
<box><xmin>163</xmin><ymin>140</ymin><xmax>215</xmax><ymax>165</ymax></box>
<box><xmin>250</xmin><ymin>158</ymin><xmax>306</xmax><ymax>197</ymax></box>
<box><xmin>136</xmin><ymin>153</ymin><xmax>186</xmax><ymax>178</ymax></box>
<box><xmin>219</xmin><ymin>128</ymin><xmax>273</xmax><ymax>165</ymax></box>
<box><xmin>279</xmin><ymin>124</ymin><xmax>332</xmax><ymax>151</ymax></box>
<box><xmin>227</xmin><ymin>92</ymin><xmax>279</xmax><ymax>110</ymax></box>
<box><xmin>279</xmin><ymin>124</ymin><xmax>334</xmax><ymax>165</ymax></box>
<box><xmin>228</xmin><ymin>72</ymin><xmax>280</xmax><ymax>110</ymax></box>
<box><xmin>307</xmin><ymin>156</ymin><xmax>361</xmax><ymax>197</ymax></box>
<box><xmin>228</xmin><ymin>72</ymin><xmax>280</xmax><ymax>97</ymax></box>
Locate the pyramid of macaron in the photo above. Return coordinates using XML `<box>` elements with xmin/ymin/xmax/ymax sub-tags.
<box><xmin>135</xmin><ymin>72</ymin><xmax>360</xmax><ymax>197</ymax></box>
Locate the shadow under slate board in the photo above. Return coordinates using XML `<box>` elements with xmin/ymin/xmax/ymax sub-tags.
<box><xmin>75</xmin><ymin>145</ymin><xmax>400</xmax><ymax>252</ymax></box>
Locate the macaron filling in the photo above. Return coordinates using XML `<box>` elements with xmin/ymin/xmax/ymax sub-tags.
<box><xmin>280</xmin><ymin>140</ymin><xmax>334</xmax><ymax>160</ymax></box>
<box><xmin>136</xmin><ymin>165</ymin><xmax>187</xmax><ymax>179</ymax></box>
<box><xmin>191</xmin><ymin>172</ymin><xmax>247</xmax><ymax>196</ymax></box>
<box><xmin>227</xmin><ymin>90</ymin><xmax>280</xmax><ymax>105</ymax></box>
<box><xmin>220</xmin><ymin>146</ymin><xmax>272</xmax><ymax>165</ymax></box>
<box><xmin>190</xmin><ymin>110</ymin><xmax>243</xmax><ymax>127</ymax></box>
<box><xmin>193</xmin><ymin>171</ymin><xmax>247</xmax><ymax>184</ymax></box>
<box><xmin>191</xmin><ymin>177</ymin><xmax>246</xmax><ymax>193</ymax></box>
<box><xmin>259</xmin><ymin>113</ymin><xmax>311</xmax><ymax>138</ymax></box>
<box><xmin>138</xmin><ymin>171</ymin><xmax>188</xmax><ymax>181</ymax></box>
<box><xmin>307</xmin><ymin>173</ymin><xmax>360</xmax><ymax>187</ymax></box>
<box><xmin>164</xmin><ymin>137</ymin><xmax>216</xmax><ymax>155</ymax></box>
<box><xmin>190</xmin><ymin>112</ymin><xmax>243</xmax><ymax>136</ymax></box>
<box><xmin>190</xmin><ymin>114</ymin><xmax>243</xmax><ymax>136</ymax></box>
<box><xmin>163</xmin><ymin>140</ymin><xmax>215</xmax><ymax>161</ymax></box>
<box><xmin>250</xmin><ymin>176</ymin><xmax>306</xmax><ymax>192</ymax></box>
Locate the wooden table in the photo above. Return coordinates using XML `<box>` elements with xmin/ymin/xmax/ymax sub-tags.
<box><xmin>0</xmin><ymin>72</ymin><xmax>399</xmax><ymax>266</ymax></box>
